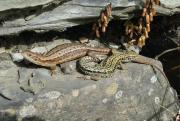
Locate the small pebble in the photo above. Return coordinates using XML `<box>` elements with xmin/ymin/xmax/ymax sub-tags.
<box><xmin>102</xmin><ymin>98</ymin><xmax>108</xmax><ymax>104</ymax></box>
<box><xmin>154</xmin><ymin>97</ymin><xmax>160</xmax><ymax>104</ymax></box>
<box><xmin>0</xmin><ymin>47</ymin><xmax>5</xmax><ymax>54</ymax></box>
<box><xmin>19</xmin><ymin>105</ymin><xmax>37</xmax><ymax>118</ymax></box>
<box><xmin>79</xmin><ymin>37</ymin><xmax>89</xmax><ymax>43</ymax></box>
<box><xmin>10</xmin><ymin>53</ymin><xmax>24</xmax><ymax>62</ymax></box>
<box><xmin>150</xmin><ymin>75</ymin><xmax>157</xmax><ymax>83</ymax></box>
<box><xmin>25</xmin><ymin>98</ymin><xmax>33</xmax><ymax>103</ymax></box>
<box><xmin>31</xmin><ymin>47</ymin><xmax>47</xmax><ymax>54</ymax></box>
<box><xmin>61</xmin><ymin>61</ymin><xmax>76</xmax><ymax>74</ymax></box>
<box><xmin>128</xmin><ymin>45</ymin><xmax>140</xmax><ymax>54</ymax></box>
<box><xmin>115</xmin><ymin>90</ymin><xmax>123</xmax><ymax>100</ymax></box>
<box><xmin>108</xmin><ymin>43</ymin><xmax>119</xmax><ymax>49</ymax></box>
<box><xmin>148</xmin><ymin>88</ymin><xmax>154</xmax><ymax>96</ymax></box>
<box><xmin>105</xmin><ymin>82</ymin><xmax>119</xmax><ymax>95</ymax></box>
<box><xmin>38</xmin><ymin>91</ymin><xmax>62</xmax><ymax>100</ymax></box>
<box><xmin>72</xmin><ymin>89</ymin><xmax>79</xmax><ymax>97</ymax></box>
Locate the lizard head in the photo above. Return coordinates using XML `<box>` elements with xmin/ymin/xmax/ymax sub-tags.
<box><xmin>124</xmin><ymin>51</ymin><xmax>137</xmax><ymax>61</ymax></box>
<box><xmin>21</xmin><ymin>50</ymin><xmax>41</xmax><ymax>62</ymax></box>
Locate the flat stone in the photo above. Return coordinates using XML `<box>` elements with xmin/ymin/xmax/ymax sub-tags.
<box><xmin>0</xmin><ymin>0</ymin><xmax>179</xmax><ymax>36</ymax></box>
<box><xmin>61</xmin><ymin>61</ymin><xmax>77</xmax><ymax>74</ymax></box>
<box><xmin>0</xmin><ymin>40</ymin><xmax>179</xmax><ymax>120</ymax></box>
<box><xmin>38</xmin><ymin>91</ymin><xmax>62</xmax><ymax>100</ymax></box>
<box><xmin>18</xmin><ymin>68</ymin><xmax>50</xmax><ymax>94</ymax></box>
<box><xmin>18</xmin><ymin>105</ymin><xmax>37</xmax><ymax>118</ymax></box>
<box><xmin>0</xmin><ymin>0</ymin><xmax>61</xmax><ymax>12</ymax></box>
<box><xmin>10</xmin><ymin>53</ymin><xmax>24</xmax><ymax>62</ymax></box>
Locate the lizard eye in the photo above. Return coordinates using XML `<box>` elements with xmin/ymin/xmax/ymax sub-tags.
<box><xmin>27</xmin><ymin>53</ymin><xmax>33</xmax><ymax>57</ymax></box>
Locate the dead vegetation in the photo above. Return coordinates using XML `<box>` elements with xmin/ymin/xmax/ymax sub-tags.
<box><xmin>124</xmin><ymin>0</ymin><xmax>161</xmax><ymax>48</ymax></box>
<box><xmin>91</xmin><ymin>3</ymin><xmax>112</xmax><ymax>38</ymax></box>
<box><xmin>92</xmin><ymin>0</ymin><xmax>162</xmax><ymax>48</ymax></box>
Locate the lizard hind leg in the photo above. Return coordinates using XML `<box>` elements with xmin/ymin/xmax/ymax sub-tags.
<box><xmin>87</xmin><ymin>51</ymin><xmax>108</xmax><ymax>62</ymax></box>
<box><xmin>50</xmin><ymin>65</ymin><xmax>57</xmax><ymax>77</ymax></box>
<box><xmin>117</xmin><ymin>62</ymin><xmax>128</xmax><ymax>70</ymax></box>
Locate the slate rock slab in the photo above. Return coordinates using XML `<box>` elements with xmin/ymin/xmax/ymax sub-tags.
<box><xmin>18</xmin><ymin>68</ymin><xmax>50</xmax><ymax>94</ymax></box>
<box><xmin>0</xmin><ymin>0</ymin><xmax>179</xmax><ymax>36</ymax></box>
<box><xmin>0</xmin><ymin>54</ymin><xmax>32</xmax><ymax>108</ymax></box>
<box><xmin>0</xmin><ymin>53</ymin><xmax>179</xmax><ymax>120</ymax></box>
<box><xmin>13</xmin><ymin>65</ymin><xmax>180</xmax><ymax>120</ymax></box>
<box><xmin>0</xmin><ymin>0</ymin><xmax>63</xmax><ymax>12</ymax></box>
<box><xmin>0</xmin><ymin>39</ymin><xmax>179</xmax><ymax>120</ymax></box>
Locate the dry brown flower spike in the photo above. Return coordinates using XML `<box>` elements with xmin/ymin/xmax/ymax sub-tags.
<box><xmin>92</xmin><ymin>3</ymin><xmax>112</xmax><ymax>38</ymax></box>
<box><xmin>124</xmin><ymin>0</ymin><xmax>161</xmax><ymax>48</ymax></box>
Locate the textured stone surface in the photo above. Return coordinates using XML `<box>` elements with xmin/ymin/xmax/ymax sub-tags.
<box><xmin>18</xmin><ymin>105</ymin><xmax>37</xmax><ymax>118</ymax></box>
<box><xmin>0</xmin><ymin>0</ymin><xmax>61</xmax><ymax>12</ymax></box>
<box><xmin>0</xmin><ymin>0</ymin><xmax>179</xmax><ymax>36</ymax></box>
<box><xmin>0</xmin><ymin>54</ymin><xmax>32</xmax><ymax>107</ymax></box>
<box><xmin>0</xmin><ymin>39</ymin><xmax>179</xmax><ymax>121</ymax></box>
<box><xmin>8</xmin><ymin>64</ymin><xmax>180</xmax><ymax>121</ymax></box>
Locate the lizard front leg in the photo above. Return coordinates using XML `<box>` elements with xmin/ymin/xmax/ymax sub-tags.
<box><xmin>116</xmin><ymin>61</ymin><xmax>128</xmax><ymax>70</ymax></box>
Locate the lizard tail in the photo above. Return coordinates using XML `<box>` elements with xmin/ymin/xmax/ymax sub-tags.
<box><xmin>132</xmin><ymin>57</ymin><xmax>169</xmax><ymax>81</ymax></box>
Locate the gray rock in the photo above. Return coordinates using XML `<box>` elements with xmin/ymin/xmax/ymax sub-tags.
<box><xmin>0</xmin><ymin>59</ymin><xmax>19</xmax><ymax>81</ymax></box>
<box><xmin>38</xmin><ymin>91</ymin><xmax>62</xmax><ymax>100</ymax></box>
<box><xmin>0</xmin><ymin>47</ymin><xmax>6</xmax><ymax>54</ymax></box>
<box><xmin>0</xmin><ymin>0</ymin><xmax>62</xmax><ymax>12</ymax></box>
<box><xmin>31</xmin><ymin>47</ymin><xmax>48</xmax><ymax>54</ymax></box>
<box><xmin>0</xmin><ymin>41</ymin><xmax>179</xmax><ymax>120</ymax></box>
<box><xmin>79</xmin><ymin>37</ymin><xmax>89</xmax><ymax>43</ymax></box>
<box><xmin>86</xmin><ymin>39</ymin><xmax>106</xmax><ymax>47</ymax></box>
<box><xmin>60</xmin><ymin>61</ymin><xmax>77</xmax><ymax>74</ymax></box>
<box><xmin>0</xmin><ymin>53</ymin><xmax>12</xmax><ymax>61</ymax></box>
<box><xmin>127</xmin><ymin>45</ymin><xmax>141</xmax><ymax>54</ymax></box>
<box><xmin>0</xmin><ymin>59</ymin><xmax>33</xmax><ymax>107</ymax></box>
<box><xmin>0</xmin><ymin>87</ymin><xmax>18</xmax><ymax>100</ymax></box>
<box><xmin>18</xmin><ymin>105</ymin><xmax>37</xmax><ymax>118</ymax></box>
<box><xmin>18</xmin><ymin>68</ymin><xmax>50</xmax><ymax>94</ymax></box>
<box><xmin>1</xmin><ymin>59</ymin><xmax>179</xmax><ymax>120</ymax></box>
<box><xmin>108</xmin><ymin>42</ymin><xmax>120</xmax><ymax>49</ymax></box>
<box><xmin>10</xmin><ymin>53</ymin><xmax>24</xmax><ymax>62</ymax></box>
<box><xmin>0</xmin><ymin>0</ymin><xmax>179</xmax><ymax>36</ymax></box>
<box><xmin>160</xmin><ymin>0</ymin><xmax>180</xmax><ymax>8</ymax></box>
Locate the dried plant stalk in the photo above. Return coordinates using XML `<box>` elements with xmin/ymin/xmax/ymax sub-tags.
<box><xmin>91</xmin><ymin>3</ymin><xmax>112</xmax><ymax>38</ymax></box>
<box><xmin>124</xmin><ymin>0</ymin><xmax>161</xmax><ymax>48</ymax></box>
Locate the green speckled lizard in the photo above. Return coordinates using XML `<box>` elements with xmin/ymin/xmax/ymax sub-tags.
<box><xmin>78</xmin><ymin>50</ymin><xmax>168</xmax><ymax>81</ymax></box>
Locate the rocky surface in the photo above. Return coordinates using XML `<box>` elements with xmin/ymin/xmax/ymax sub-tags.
<box><xmin>0</xmin><ymin>0</ymin><xmax>179</xmax><ymax>36</ymax></box>
<box><xmin>0</xmin><ymin>0</ymin><xmax>179</xmax><ymax>120</ymax></box>
<box><xmin>0</xmin><ymin>39</ymin><xmax>179</xmax><ymax>121</ymax></box>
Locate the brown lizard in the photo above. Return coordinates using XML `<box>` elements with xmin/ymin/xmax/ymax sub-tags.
<box><xmin>21</xmin><ymin>43</ymin><xmax>111</xmax><ymax>75</ymax></box>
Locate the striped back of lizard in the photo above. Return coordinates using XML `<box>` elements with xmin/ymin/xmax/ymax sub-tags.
<box><xmin>78</xmin><ymin>51</ymin><xmax>137</xmax><ymax>77</ymax></box>
<box><xmin>21</xmin><ymin>43</ymin><xmax>111</xmax><ymax>68</ymax></box>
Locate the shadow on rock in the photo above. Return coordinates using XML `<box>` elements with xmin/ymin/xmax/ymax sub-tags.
<box><xmin>22</xmin><ymin>116</ymin><xmax>45</xmax><ymax>121</ymax></box>
<box><xmin>0</xmin><ymin>111</ymin><xmax>17</xmax><ymax>121</ymax></box>
<box><xmin>0</xmin><ymin>112</ymin><xmax>45</xmax><ymax>121</ymax></box>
